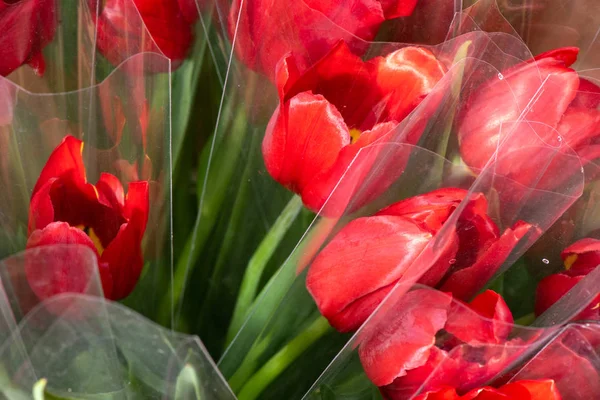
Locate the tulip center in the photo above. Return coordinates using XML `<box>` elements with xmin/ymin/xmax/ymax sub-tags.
<box><xmin>349</xmin><ymin>128</ymin><xmax>361</xmax><ymax>144</ymax></box>
<box><xmin>564</xmin><ymin>254</ymin><xmax>577</xmax><ymax>270</ymax></box>
<box><xmin>76</xmin><ymin>224</ymin><xmax>105</xmax><ymax>255</ymax></box>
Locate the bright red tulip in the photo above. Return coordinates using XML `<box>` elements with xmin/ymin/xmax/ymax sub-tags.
<box><xmin>26</xmin><ymin>136</ymin><xmax>149</xmax><ymax>300</ymax></box>
<box><xmin>306</xmin><ymin>188</ymin><xmax>529</xmax><ymax>332</ymax></box>
<box><xmin>535</xmin><ymin>238</ymin><xmax>600</xmax><ymax>320</ymax></box>
<box><xmin>94</xmin><ymin>0</ymin><xmax>198</xmax><ymax>70</ymax></box>
<box><xmin>230</xmin><ymin>0</ymin><xmax>419</xmax><ymax>79</ymax></box>
<box><xmin>458</xmin><ymin>47</ymin><xmax>600</xmax><ymax>193</ymax></box>
<box><xmin>358</xmin><ymin>289</ymin><xmax>519</xmax><ymax>398</ymax></box>
<box><xmin>263</xmin><ymin>41</ymin><xmax>446</xmax><ymax>214</ymax></box>
<box><xmin>0</xmin><ymin>0</ymin><xmax>57</xmax><ymax>76</ymax></box>
<box><xmin>412</xmin><ymin>380</ymin><xmax>561</xmax><ymax>400</ymax></box>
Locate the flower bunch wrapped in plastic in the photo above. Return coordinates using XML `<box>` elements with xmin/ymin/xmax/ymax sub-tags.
<box><xmin>2</xmin><ymin>0</ymin><xmax>600</xmax><ymax>399</ymax></box>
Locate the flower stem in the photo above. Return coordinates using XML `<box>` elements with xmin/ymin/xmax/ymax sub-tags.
<box><xmin>515</xmin><ymin>312</ymin><xmax>536</xmax><ymax>326</ymax></box>
<box><xmin>157</xmin><ymin>105</ymin><xmax>246</xmax><ymax>327</ymax></box>
<box><xmin>225</xmin><ymin>195</ymin><xmax>304</xmax><ymax>345</ymax></box>
<box><xmin>236</xmin><ymin>315</ymin><xmax>332</xmax><ymax>400</ymax></box>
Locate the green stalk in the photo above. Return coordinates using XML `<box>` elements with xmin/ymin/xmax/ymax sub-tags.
<box><xmin>195</xmin><ymin>130</ymin><xmax>259</xmax><ymax>328</ymax></box>
<box><xmin>225</xmin><ymin>195</ymin><xmax>304</xmax><ymax>345</ymax></box>
<box><xmin>235</xmin><ymin>316</ymin><xmax>332</xmax><ymax>400</ymax></box>
<box><xmin>515</xmin><ymin>312</ymin><xmax>536</xmax><ymax>326</ymax></box>
<box><xmin>158</xmin><ymin>107</ymin><xmax>247</xmax><ymax>326</ymax></box>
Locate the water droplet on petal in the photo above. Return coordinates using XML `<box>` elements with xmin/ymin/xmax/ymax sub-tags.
<box><xmin>542</xmin><ymin>258</ymin><xmax>550</xmax><ymax>264</ymax></box>
<box><xmin>497</xmin><ymin>73</ymin><xmax>504</xmax><ymax>80</ymax></box>
<box><xmin>449</xmin><ymin>259</ymin><xmax>456</xmax><ymax>265</ymax></box>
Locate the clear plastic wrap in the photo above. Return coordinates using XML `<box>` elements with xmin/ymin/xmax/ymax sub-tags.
<box><xmin>0</xmin><ymin>245</ymin><xmax>236</xmax><ymax>399</ymax></box>
<box><xmin>0</xmin><ymin>46</ymin><xmax>171</xmax><ymax>320</ymax></box>
<box><xmin>214</xmin><ymin>9</ymin><xmax>591</xmax><ymax>396</ymax></box>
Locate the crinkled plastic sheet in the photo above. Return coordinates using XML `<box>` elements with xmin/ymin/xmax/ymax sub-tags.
<box><xmin>460</xmin><ymin>0</ymin><xmax>600</xmax><ymax>69</ymax></box>
<box><xmin>0</xmin><ymin>50</ymin><xmax>172</xmax><ymax>318</ymax></box>
<box><xmin>0</xmin><ymin>245</ymin><xmax>236</xmax><ymax>399</ymax></box>
<box><xmin>179</xmin><ymin>0</ymin><xmax>543</xmax><ymax>357</ymax></box>
<box><xmin>215</xmin><ymin>7</ymin><xmax>589</xmax><ymax>399</ymax></box>
<box><xmin>303</xmin><ymin>276</ymin><xmax>600</xmax><ymax>400</ymax></box>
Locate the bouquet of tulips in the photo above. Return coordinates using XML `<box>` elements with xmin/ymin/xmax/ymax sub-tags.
<box><xmin>2</xmin><ymin>0</ymin><xmax>600</xmax><ymax>399</ymax></box>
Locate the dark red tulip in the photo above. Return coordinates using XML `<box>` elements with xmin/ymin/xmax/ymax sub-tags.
<box><xmin>358</xmin><ymin>289</ymin><xmax>519</xmax><ymax>398</ymax></box>
<box><xmin>412</xmin><ymin>380</ymin><xmax>561</xmax><ymax>400</ymax></box>
<box><xmin>95</xmin><ymin>0</ymin><xmax>198</xmax><ymax>70</ymax></box>
<box><xmin>263</xmin><ymin>41</ymin><xmax>446</xmax><ymax>214</ymax></box>
<box><xmin>0</xmin><ymin>0</ymin><xmax>57</xmax><ymax>76</ymax></box>
<box><xmin>535</xmin><ymin>238</ymin><xmax>600</xmax><ymax>320</ymax></box>
<box><xmin>306</xmin><ymin>188</ymin><xmax>529</xmax><ymax>332</ymax></box>
<box><xmin>26</xmin><ymin>135</ymin><xmax>149</xmax><ymax>300</ymax></box>
<box><xmin>458</xmin><ymin>47</ymin><xmax>600</xmax><ymax>194</ymax></box>
<box><xmin>230</xmin><ymin>0</ymin><xmax>419</xmax><ymax>80</ymax></box>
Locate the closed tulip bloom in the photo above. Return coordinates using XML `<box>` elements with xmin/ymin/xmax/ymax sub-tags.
<box><xmin>230</xmin><ymin>0</ymin><xmax>419</xmax><ymax>79</ymax></box>
<box><xmin>26</xmin><ymin>136</ymin><xmax>149</xmax><ymax>300</ymax></box>
<box><xmin>535</xmin><ymin>238</ymin><xmax>600</xmax><ymax>320</ymax></box>
<box><xmin>306</xmin><ymin>188</ymin><xmax>530</xmax><ymax>332</ymax></box>
<box><xmin>458</xmin><ymin>47</ymin><xmax>600</xmax><ymax>192</ymax></box>
<box><xmin>263</xmin><ymin>41</ymin><xmax>446</xmax><ymax>214</ymax></box>
<box><xmin>0</xmin><ymin>0</ymin><xmax>56</xmax><ymax>76</ymax></box>
<box><xmin>94</xmin><ymin>0</ymin><xmax>198</xmax><ymax>70</ymax></box>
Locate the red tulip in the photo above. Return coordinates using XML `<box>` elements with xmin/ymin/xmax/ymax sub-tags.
<box><xmin>458</xmin><ymin>47</ymin><xmax>600</xmax><ymax>194</ymax></box>
<box><xmin>26</xmin><ymin>135</ymin><xmax>149</xmax><ymax>300</ymax></box>
<box><xmin>94</xmin><ymin>0</ymin><xmax>198</xmax><ymax>70</ymax></box>
<box><xmin>511</xmin><ymin>328</ymin><xmax>600</xmax><ymax>400</ymax></box>
<box><xmin>358</xmin><ymin>289</ymin><xmax>520</xmax><ymax>399</ymax></box>
<box><xmin>535</xmin><ymin>238</ymin><xmax>600</xmax><ymax>320</ymax></box>
<box><xmin>412</xmin><ymin>380</ymin><xmax>561</xmax><ymax>400</ymax></box>
<box><xmin>306</xmin><ymin>188</ymin><xmax>529</xmax><ymax>332</ymax></box>
<box><xmin>263</xmin><ymin>41</ymin><xmax>446</xmax><ymax>214</ymax></box>
<box><xmin>0</xmin><ymin>0</ymin><xmax>57</xmax><ymax>76</ymax></box>
<box><xmin>230</xmin><ymin>0</ymin><xmax>419</xmax><ymax>80</ymax></box>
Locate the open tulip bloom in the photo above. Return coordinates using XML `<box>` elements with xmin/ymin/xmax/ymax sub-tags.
<box><xmin>4</xmin><ymin>0</ymin><xmax>600</xmax><ymax>399</ymax></box>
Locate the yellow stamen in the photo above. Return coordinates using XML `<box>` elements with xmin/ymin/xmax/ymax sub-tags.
<box><xmin>75</xmin><ymin>224</ymin><xmax>104</xmax><ymax>255</ymax></box>
<box><xmin>349</xmin><ymin>128</ymin><xmax>361</xmax><ymax>144</ymax></box>
<box><xmin>564</xmin><ymin>254</ymin><xmax>578</xmax><ymax>271</ymax></box>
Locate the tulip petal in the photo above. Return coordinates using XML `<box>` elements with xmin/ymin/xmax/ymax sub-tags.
<box><xmin>307</xmin><ymin>216</ymin><xmax>432</xmax><ymax>332</ymax></box>
<box><xmin>28</xmin><ymin>179</ymin><xmax>56</xmax><ymax>234</ymax></box>
<box><xmin>301</xmin><ymin>121</ymin><xmax>398</xmax><ymax>214</ymax></box>
<box><xmin>371</xmin><ymin>46</ymin><xmax>446</xmax><ymax>126</ymax></box>
<box><xmin>561</xmin><ymin>237</ymin><xmax>600</xmax><ymax>276</ymax></box>
<box><xmin>124</xmin><ymin>180</ymin><xmax>150</xmax><ymax>235</ymax></box>
<box><xmin>262</xmin><ymin>91</ymin><xmax>351</xmax><ymax>194</ymax></box>
<box><xmin>458</xmin><ymin>51</ymin><xmax>580</xmax><ymax>171</ymax></box>
<box><xmin>535</xmin><ymin>273</ymin><xmax>581</xmax><ymax>316</ymax></box>
<box><xmin>230</xmin><ymin>0</ymin><xmax>382</xmax><ymax>79</ymax></box>
<box><xmin>100</xmin><ymin>221</ymin><xmax>144</xmax><ymax>300</ymax></box>
<box><xmin>500</xmin><ymin>380</ymin><xmax>562</xmax><ymax>400</ymax></box>
<box><xmin>0</xmin><ymin>0</ymin><xmax>56</xmax><ymax>77</ymax></box>
<box><xmin>283</xmin><ymin>41</ymin><xmax>378</xmax><ymax>128</ymax></box>
<box><xmin>515</xmin><ymin>338</ymin><xmax>600</xmax><ymax>399</ymax></box>
<box><xmin>378</xmin><ymin>0</ymin><xmax>419</xmax><ymax>19</ymax></box>
<box><xmin>572</xmin><ymin>78</ymin><xmax>600</xmax><ymax>109</ymax></box>
<box><xmin>533</xmin><ymin>47</ymin><xmax>579</xmax><ymax>67</ymax></box>
<box><xmin>440</xmin><ymin>220</ymin><xmax>532</xmax><ymax>300</ymax></box>
<box><xmin>96</xmin><ymin>172</ymin><xmax>125</xmax><ymax>211</ymax></box>
<box><xmin>358</xmin><ymin>289</ymin><xmax>452</xmax><ymax>386</ymax></box>
<box><xmin>445</xmin><ymin>290</ymin><xmax>514</xmax><ymax>344</ymax></box>
<box><xmin>32</xmin><ymin>135</ymin><xmax>85</xmax><ymax>196</ymax></box>
<box><xmin>25</xmin><ymin>222</ymin><xmax>99</xmax><ymax>300</ymax></box>
<box><xmin>377</xmin><ymin>188</ymin><xmax>470</xmax><ymax>232</ymax></box>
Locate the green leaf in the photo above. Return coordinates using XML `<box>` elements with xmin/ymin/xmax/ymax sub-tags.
<box><xmin>174</xmin><ymin>364</ymin><xmax>203</xmax><ymax>400</ymax></box>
